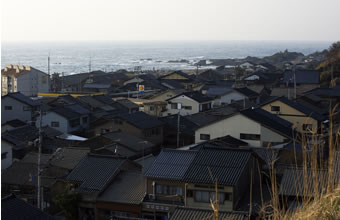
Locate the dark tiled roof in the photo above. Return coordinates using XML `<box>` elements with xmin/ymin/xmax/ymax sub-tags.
<box><xmin>92</xmin><ymin>95</ymin><xmax>115</xmax><ymax>105</ymax></box>
<box><xmin>1</xmin><ymin>194</ymin><xmax>55</xmax><ymax>220</ymax></box>
<box><xmin>66</xmin><ymin>154</ymin><xmax>125</xmax><ymax>192</ymax></box>
<box><xmin>116</xmin><ymin>99</ymin><xmax>139</xmax><ymax>109</ymax></box>
<box><xmin>198</xmin><ymin>69</ymin><xmax>225</xmax><ymax>81</ymax></box>
<box><xmin>2</xmin><ymin>124</ymin><xmax>38</xmax><ymax>143</ymax></box>
<box><xmin>103</xmin><ymin>132</ymin><xmax>155</xmax><ymax>152</ymax></box>
<box><xmin>160</xmin><ymin>114</ymin><xmax>199</xmax><ymax>136</ymax></box>
<box><xmin>160</xmin><ymin>70</ymin><xmax>196</xmax><ymax>81</ymax></box>
<box><xmin>97</xmin><ymin>171</ymin><xmax>145</xmax><ymax>204</ymax></box>
<box><xmin>145</xmin><ymin>149</ymin><xmax>197</xmax><ymax>180</ymax></box>
<box><xmin>3</xmin><ymin>92</ymin><xmax>40</xmax><ymax>106</ymax></box>
<box><xmin>234</xmin><ymin>87</ymin><xmax>259</xmax><ymax>98</ymax></box>
<box><xmin>83</xmin><ymin>83</ymin><xmax>112</xmax><ymax>89</ymax></box>
<box><xmin>50</xmin><ymin>147</ymin><xmax>89</xmax><ymax>170</ymax></box>
<box><xmin>65</xmin><ymin>103</ymin><xmax>90</xmax><ymax>115</ymax></box>
<box><xmin>304</xmin><ymin>85</ymin><xmax>340</xmax><ymax>97</ymax></box>
<box><xmin>206</xmin><ymin>87</ymin><xmax>233</xmax><ymax>97</ymax></box>
<box><xmin>168</xmin><ymin>91</ymin><xmax>213</xmax><ymax>103</ymax></box>
<box><xmin>185</xmin><ymin>112</ymin><xmax>226</xmax><ymax>129</ymax></box>
<box><xmin>160</xmin><ymin>79</ymin><xmax>185</xmax><ymax>89</ymax></box>
<box><xmin>77</xmin><ymin>96</ymin><xmax>106</xmax><ymax>108</ymax></box>
<box><xmin>241</xmin><ymin>108</ymin><xmax>294</xmax><ymax>138</ymax></box>
<box><xmin>283</xmin><ymin>69</ymin><xmax>320</xmax><ymax>84</ymax></box>
<box><xmin>260</xmin><ymin>96</ymin><xmax>325</xmax><ymax>121</ymax></box>
<box><xmin>170</xmin><ymin>207</ymin><xmax>245</xmax><ymax>220</ymax></box>
<box><xmin>135</xmin><ymin>154</ymin><xmax>156</xmax><ymax>173</ymax></box>
<box><xmin>116</xmin><ymin>111</ymin><xmax>164</xmax><ymax>129</ymax></box>
<box><xmin>53</xmin><ymin>107</ymin><xmax>80</xmax><ymax>120</ymax></box>
<box><xmin>183</xmin><ymin>147</ymin><xmax>252</xmax><ymax>185</ymax></box>
<box><xmin>2</xmin><ymin>119</ymin><xmax>27</xmax><ymax>128</ymax></box>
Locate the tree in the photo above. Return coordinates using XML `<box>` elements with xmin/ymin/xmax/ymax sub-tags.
<box><xmin>53</xmin><ymin>187</ymin><xmax>80</xmax><ymax>220</ymax></box>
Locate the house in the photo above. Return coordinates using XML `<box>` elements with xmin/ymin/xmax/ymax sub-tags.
<box><xmin>123</xmin><ymin>74</ymin><xmax>157</xmax><ymax>86</ymax></box>
<box><xmin>1</xmin><ymin>119</ymin><xmax>27</xmax><ymax>132</ymax></box>
<box><xmin>280</xmin><ymin>69</ymin><xmax>320</xmax><ymax>97</ymax></box>
<box><xmin>194</xmin><ymin>107</ymin><xmax>294</xmax><ymax>147</ymax></box>
<box><xmin>197</xmin><ymin>69</ymin><xmax>225</xmax><ymax>82</ymax></box>
<box><xmin>65</xmin><ymin>154</ymin><xmax>145</xmax><ymax>219</ymax></box>
<box><xmin>82</xmin><ymin>83</ymin><xmax>114</xmax><ymax>93</ymax></box>
<box><xmin>108</xmin><ymin>111</ymin><xmax>164</xmax><ymax>145</ymax></box>
<box><xmin>37</xmin><ymin>104</ymin><xmax>90</xmax><ymax>134</ymax></box>
<box><xmin>143</xmin><ymin>101</ymin><xmax>167</xmax><ymax>117</ymax></box>
<box><xmin>158</xmin><ymin>71</ymin><xmax>201</xmax><ymax>90</ymax></box>
<box><xmin>143</xmin><ymin>147</ymin><xmax>261</xmax><ymax>218</ymax></box>
<box><xmin>1</xmin><ymin>65</ymin><xmax>50</xmax><ymax>97</ymax></box>
<box><xmin>164</xmin><ymin>91</ymin><xmax>213</xmax><ymax>116</ymax></box>
<box><xmin>260</xmin><ymin>96</ymin><xmax>325</xmax><ymax>134</ymax></box>
<box><xmin>170</xmin><ymin>207</ymin><xmax>246</xmax><ymax>220</ymax></box>
<box><xmin>115</xmin><ymin>98</ymin><xmax>140</xmax><ymax>113</ymax></box>
<box><xmin>1</xmin><ymin>92</ymin><xmax>40</xmax><ymax>123</ymax></box>
<box><xmin>1</xmin><ymin>138</ymin><xmax>13</xmax><ymax>169</ymax></box>
<box><xmin>239</xmin><ymin>61</ymin><xmax>255</xmax><ymax>70</ymax></box>
<box><xmin>148</xmin><ymin>89</ymin><xmax>186</xmax><ymax>102</ymax></box>
<box><xmin>1</xmin><ymin>194</ymin><xmax>55</xmax><ymax>220</ymax></box>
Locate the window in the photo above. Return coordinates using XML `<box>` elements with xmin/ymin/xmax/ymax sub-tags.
<box><xmin>195</xmin><ymin>191</ymin><xmax>225</xmax><ymax>204</ymax></box>
<box><xmin>82</xmin><ymin>117</ymin><xmax>88</xmax><ymax>124</ymax></box>
<box><xmin>303</xmin><ymin>124</ymin><xmax>313</xmax><ymax>131</ymax></box>
<box><xmin>149</xmin><ymin>106</ymin><xmax>155</xmax><ymax>111</ymax></box>
<box><xmin>23</xmin><ymin>106</ymin><xmax>31</xmax><ymax>111</ymax></box>
<box><xmin>4</xmin><ymin>106</ymin><xmax>12</xmax><ymax>110</ymax></box>
<box><xmin>240</xmin><ymin>133</ymin><xmax>261</xmax><ymax>140</ymax></box>
<box><xmin>42</xmin><ymin>76</ymin><xmax>47</xmax><ymax>83</ymax></box>
<box><xmin>184</xmin><ymin>106</ymin><xmax>192</xmax><ymax>110</ymax></box>
<box><xmin>155</xmin><ymin>184</ymin><xmax>183</xmax><ymax>195</ymax></box>
<box><xmin>225</xmin><ymin>192</ymin><xmax>233</xmax><ymax>201</ymax></box>
<box><xmin>2</xmin><ymin>152</ymin><xmax>8</xmax><ymax>160</ymax></box>
<box><xmin>271</xmin><ymin>106</ymin><xmax>280</xmax><ymax>112</ymax></box>
<box><xmin>171</xmin><ymin>103</ymin><xmax>178</xmax><ymax>109</ymax></box>
<box><xmin>200</xmin><ymin>134</ymin><xmax>210</xmax><ymax>141</ymax></box>
<box><xmin>51</xmin><ymin>121</ymin><xmax>60</xmax><ymax>127</ymax></box>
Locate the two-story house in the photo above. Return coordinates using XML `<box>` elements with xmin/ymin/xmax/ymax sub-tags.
<box><xmin>37</xmin><ymin>104</ymin><xmax>90</xmax><ymax>134</ymax></box>
<box><xmin>194</xmin><ymin>107</ymin><xmax>294</xmax><ymax>147</ymax></box>
<box><xmin>1</xmin><ymin>92</ymin><xmax>40</xmax><ymax>123</ymax></box>
<box><xmin>143</xmin><ymin>147</ymin><xmax>261</xmax><ymax>219</ymax></box>
<box><xmin>165</xmin><ymin>91</ymin><xmax>213</xmax><ymax>116</ymax></box>
<box><xmin>1</xmin><ymin>65</ymin><xmax>50</xmax><ymax>97</ymax></box>
<box><xmin>260</xmin><ymin>96</ymin><xmax>325</xmax><ymax>134</ymax></box>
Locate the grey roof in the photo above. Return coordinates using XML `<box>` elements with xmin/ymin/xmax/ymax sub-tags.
<box><xmin>283</xmin><ymin>69</ymin><xmax>320</xmax><ymax>84</ymax></box>
<box><xmin>168</xmin><ymin>91</ymin><xmax>213</xmax><ymax>103</ymax></box>
<box><xmin>206</xmin><ymin>87</ymin><xmax>233</xmax><ymax>97</ymax></box>
<box><xmin>53</xmin><ymin>107</ymin><xmax>80</xmax><ymax>120</ymax></box>
<box><xmin>2</xmin><ymin>194</ymin><xmax>55</xmax><ymax>220</ymax></box>
<box><xmin>170</xmin><ymin>207</ymin><xmax>245</xmax><ymax>220</ymax></box>
<box><xmin>240</xmin><ymin>108</ymin><xmax>294</xmax><ymax>138</ymax></box>
<box><xmin>115</xmin><ymin>111</ymin><xmax>164</xmax><ymax>129</ymax></box>
<box><xmin>185</xmin><ymin>112</ymin><xmax>226</xmax><ymax>128</ymax></box>
<box><xmin>83</xmin><ymin>83</ymin><xmax>112</xmax><ymax>89</ymax></box>
<box><xmin>234</xmin><ymin>87</ymin><xmax>259</xmax><ymax>98</ymax></box>
<box><xmin>2</xmin><ymin>119</ymin><xmax>27</xmax><ymax>128</ymax></box>
<box><xmin>103</xmin><ymin>132</ymin><xmax>155</xmax><ymax>152</ymax></box>
<box><xmin>66</xmin><ymin>154</ymin><xmax>125</xmax><ymax>192</ymax></box>
<box><xmin>145</xmin><ymin>149</ymin><xmax>197</xmax><ymax>180</ymax></box>
<box><xmin>135</xmin><ymin>154</ymin><xmax>156</xmax><ymax>173</ymax></box>
<box><xmin>3</xmin><ymin>92</ymin><xmax>40</xmax><ymax>106</ymax></box>
<box><xmin>2</xmin><ymin>125</ymin><xmax>38</xmax><ymax>144</ymax></box>
<box><xmin>260</xmin><ymin>96</ymin><xmax>325</xmax><ymax>121</ymax></box>
<box><xmin>116</xmin><ymin>99</ymin><xmax>139</xmax><ymax>109</ymax></box>
<box><xmin>65</xmin><ymin>103</ymin><xmax>90</xmax><ymax>115</ymax></box>
<box><xmin>160</xmin><ymin>79</ymin><xmax>185</xmax><ymax>89</ymax></box>
<box><xmin>183</xmin><ymin>147</ymin><xmax>252</xmax><ymax>185</ymax></box>
<box><xmin>50</xmin><ymin>147</ymin><xmax>90</xmax><ymax>170</ymax></box>
<box><xmin>160</xmin><ymin>70</ymin><xmax>196</xmax><ymax>81</ymax></box>
<box><xmin>92</xmin><ymin>95</ymin><xmax>115</xmax><ymax>105</ymax></box>
<box><xmin>97</xmin><ymin>171</ymin><xmax>145</xmax><ymax>204</ymax></box>
<box><xmin>77</xmin><ymin>96</ymin><xmax>106</xmax><ymax>108</ymax></box>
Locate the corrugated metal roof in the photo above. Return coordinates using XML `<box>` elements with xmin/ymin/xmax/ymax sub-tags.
<box><xmin>66</xmin><ymin>154</ymin><xmax>125</xmax><ymax>192</ymax></box>
<box><xmin>170</xmin><ymin>207</ymin><xmax>246</xmax><ymax>220</ymax></box>
<box><xmin>145</xmin><ymin>149</ymin><xmax>197</xmax><ymax>180</ymax></box>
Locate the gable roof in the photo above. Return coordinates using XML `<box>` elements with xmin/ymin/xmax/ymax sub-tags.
<box><xmin>183</xmin><ymin>147</ymin><xmax>252</xmax><ymax>185</ymax></box>
<box><xmin>3</xmin><ymin>92</ymin><xmax>40</xmax><ymax>106</ymax></box>
<box><xmin>159</xmin><ymin>70</ymin><xmax>196</xmax><ymax>81</ymax></box>
<box><xmin>233</xmin><ymin>87</ymin><xmax>259</xmax><ymax>98</ymax></box>
<box><xmin>198</xmin><ymin>69</ymin><xmax>225</xmax><ymax>81</ymax></box>
<box><xmin>145</xmin><ymin>147</ymin><xmax>253</xmax><ymax>186</ymax></box>
<box><xmin>168</xmin><ymin>91</ymin><xmax>213</xmax><ymax>103</ymax></box>
<box><xmin>115</xmin><ymin>111</ymin><xmax>164</xmax><ymax>129</ymax></box>
<box><xmin>66</xmin><ymin>154</ymin><xmax>125</xmax><ymax>192</ymax></box>
<box><xmin>240</xmin><ymin>108</ymin><xmax>294</xmax><ymax>138</ymax></box>
<box><xmin>115</xmin><ymin>99</ymin><xmax>139</xmax><ymax>109</ymax></box>
<box><xmin>145</xmin><ymin>149</ymin><xmax>197</xmax><ymax>180</ymax></box>
<box><xmin>260</xmin><ymin>96</ymin><xmax>325</xmax><ymax>121</ymax></box>
<box><xmin>1</xmin><ymin>194</ymin><xmax>55</xmax><ymax>220</ymax></box>
<box><xmin>52</xmin><ymin>107</ymin><xmax>80</xmax><ymax>120</ymax></box>
<box><xmin>283</xmin><ymin>69</ymin><xmax>320</xmax><ymax>84</ymax></box>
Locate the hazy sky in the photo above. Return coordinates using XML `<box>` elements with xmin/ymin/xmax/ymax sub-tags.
<box><xmin>1</xmin><ymin>0</ymin><xmax>340</xmax><ymax>42</ymax></box>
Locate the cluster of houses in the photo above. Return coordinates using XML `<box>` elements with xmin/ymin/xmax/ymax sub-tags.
<box><xmin>1</xmin><ymin>63</ymin><xmax>340</xmax><ymax>220</ymax></box>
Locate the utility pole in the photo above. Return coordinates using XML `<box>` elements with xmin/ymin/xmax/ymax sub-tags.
<box><xmin>47</xmin><ymin>53</ymin><xmax>50</xmax><ymax>75</ymax></box>
<box><xmin>293</xmin><ymin>65</ymin><xmax>297</xmax><ymax>99</ymax></box>
<box><xmin>177</xmin><ymin>112</ymin><xmax>180</xmax><ymax>148</ymax></box>
<box><xmin>37</xmin><ymin>108</ymin><xmax>43</xmax><ymax>209</ymax></box>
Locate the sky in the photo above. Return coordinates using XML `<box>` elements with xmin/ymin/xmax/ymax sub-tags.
<box><xmin>1</xmin><ymin>0</ymin><xmax>340</xmax><ymax>42</ymax></box>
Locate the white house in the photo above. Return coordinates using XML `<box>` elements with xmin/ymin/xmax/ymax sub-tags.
<box><xmin>36</xmin><ymin>104</ymin><xmax>90</xmax><ymax>134</ymax></box>
<box><xmin>1</xmin><ymin>65</ymin><xmax>50</xmax><ymax>97</ymax></box>
<box><xmin>1</xmin><ymin>92</ymin><xmax>40</xmax><ymax>123</ymax></box>
<box><xmin>1</xmin><ymin>139</ymin><xmax>13</xmax><ymax>170</ymax></box>
<box><xmin>164</xmin><ymin>91</ymin><xmax>213</xmax><ymax>116</ymax></box>
<box><xmin>194</xmin><ymin>108</ymin><xmax>294</xmax><ymax>147</ymax></box>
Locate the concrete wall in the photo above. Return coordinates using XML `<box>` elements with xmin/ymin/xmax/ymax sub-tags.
<box><xmin>1</xmin><ymin>140</ymin><xmax>13</xmax><ymax>170</ymax></box>
<box><xmin>1</xmin><ymin>96</ymin><xmax>33</xmax><ymax>123</ymax></box>
<box><xmin>16</xmin><ymin>69</ymin><xmax>49</xmax><ymax>97</ymax></box>
<box><xmin>262</xmin><ymin>100</ymin><xmax>318</xmax><ymax>133</ymax></box>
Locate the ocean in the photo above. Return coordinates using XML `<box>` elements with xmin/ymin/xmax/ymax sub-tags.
<box><xmin>1</xmin><ymin>41</ymin><xmax>331</xmax><ymax>75</ymax></box>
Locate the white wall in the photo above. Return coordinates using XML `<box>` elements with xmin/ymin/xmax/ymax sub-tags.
<box><xmin>17</xmin><ymin>69</ymin><xmax>49</xmax><ymax>97</ymax></box>
<box><xmin>1</xmin><ymin>96</ymin><xmax>33</xmax><ymax>123</ymax></box>
<box><xmin>219</xmin><ymin>91</ymin><xmax>247</xmax><ymax>104</ymax></box>
<box><xmin>165</xmin><ymin>95</ymin><xmax>199</xmax><ymax>116</ymax></box>
<box><xmin>37</xmin><ymin>112</ymin><xmax>69</xmax><ymax>133</ymax></box>
<box><xmin>1</xmin><ymin>140</ymin><xmax>13</xmax><ymax>170</ymax></box>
